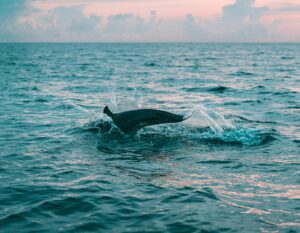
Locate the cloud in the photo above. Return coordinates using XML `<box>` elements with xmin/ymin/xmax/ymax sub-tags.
<box><xmin>219</xmin><ymin>0</ymin><xmax>268</xmax><ymax>40</ymax></box>
<box><xmin>50</xmin><ymin>6</ymin><xmax>101</xmax><ymax>35</ymax></box>
<box><xmin>0</xmin><ymin>0</ymin><xmax>29</xmax><ymax>41</ymax></box>
<box><xmin>102</xmin><ymin>11</ymin><xmax>159</xmax><ymax>40</ymax></box>
<box><xmin>274</xmin><ymin>4</ymin><xmax>300</xmax><ymax>12</ymax></box>
<box><xmin>0</xmin><ymin>0</ymin><xmax>299</xmax><ymax>42</ymax></box>
<box><xmin>183</xmin><ymin>14</ymin><xmax>207</xmax><ymax>41</ymax></box>
<box><xmin>17</xmin><ymin>5</ymin><xmax>160</xmax><ymax>42</ymax></box>
<box><xmin>0</xmin><ymin>0</ymin><xmax>27</xmax><ymax>20</ymax></box>
<box><xmin>17</xmin><ymin>5</ymin><xmax>101</xmax><ymax>41</ymax></box>
<box><xmin>183</xmin><ymin>0</ymin><xmax>269</xmax><ymax>42</ymax></box>
<box><xmin>105</xmin><ymin>14</ymin><xmax>147</xmax><ymax>35</ymax></box>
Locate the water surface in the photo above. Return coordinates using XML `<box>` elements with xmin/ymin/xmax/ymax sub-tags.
<box><xmin>0</xmin><ymin>43</ymin><xmax>299</xmax><ymax>232</ymax></box>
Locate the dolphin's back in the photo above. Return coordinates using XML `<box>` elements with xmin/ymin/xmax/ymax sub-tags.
<box><xmin>104</xmin><ymin>107</ymin><xmax>185</xmax><ymax>134</ymax></box>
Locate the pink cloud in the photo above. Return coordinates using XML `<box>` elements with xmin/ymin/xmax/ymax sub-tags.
<box><xmin>3</xmin><ymin>0</ymin><xmax>300</xmax><ymax>42</ymax></box>
<box><xmin>30</xmin><ymin>0</ymin><xmax>234</xmax><ymax>19</ymax></box>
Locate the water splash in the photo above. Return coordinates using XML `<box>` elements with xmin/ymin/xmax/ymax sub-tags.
<box><xmin>184</xmin><ymin>105</ymin><xmax>270</xmax><ymax>146</ymax></box>
<box><xmin>85</xmin><ymin>116</ymin><xmax>271</xmax><ymax>148</ymax></box>
<box><xmin>81</xmin><ymin>97</ymin><xmax>270</xmax><ymax>147</ymax></box>
<box><xmin>188</xmin><ymin>105</ymin><xmax>233</xmax><ymax>133</ymax></box>
<box><xmin>134</xmin><ymin>89</ymin><xmax>144</xmax><ymax>109</ymax></box>
<box><xmin>109</xmin><ymin>87</ymin><xmax>144</xmax><ymax>112</ymax></box>
<box><xmin>110</xmin><ymin>87</ymin><xmax>118</xmax><ymax>112</ymax></box>
<box><xmin>198</xmin><ymin>126</ymin><xmax>272</xmax><ymax>146</ymax></box>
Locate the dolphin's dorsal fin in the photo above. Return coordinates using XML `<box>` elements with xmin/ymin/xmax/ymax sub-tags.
<box><xmin>103</xmin><ymin>106</ymin><xmax>113</xmax><ymax>117</ymax></box>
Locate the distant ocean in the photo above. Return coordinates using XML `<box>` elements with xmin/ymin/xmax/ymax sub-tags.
<box><xmin>0</xmin><ymin>43</ymin><xmax>299</xmax><ymax>232</ymax></box>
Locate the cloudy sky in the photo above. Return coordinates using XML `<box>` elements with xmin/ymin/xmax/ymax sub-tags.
<box><xmin>0</xmin><ymin>0</ymin><xmax>300</xmax><ymax>42</ymax></box>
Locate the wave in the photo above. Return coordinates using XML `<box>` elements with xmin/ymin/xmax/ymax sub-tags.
<box><xmin>206</xmin><ymin>86</ymin><xmax>230</xmax><ymax>93</ymax></box>
<box><xmin>281</xmin><ymin>56</ymin><xmax>295</xmax><ymax>60</ymax></box>
<box><xmin>182</xmin><ymin>86</ymin><xmax>231</xmax><ymax>93</ymax></box>
<box><xmin>231</xmin><ymin>71</ymin><xmax>255</xmax><ymax>76</ymax></box>
<box><xmin>144</xmin><ymin>62</ymin><xmax>157</xmax><ymax>67</ymax></box>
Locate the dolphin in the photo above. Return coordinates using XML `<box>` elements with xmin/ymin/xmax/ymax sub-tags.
<box><xmin>103</xmin><ymin>106</ymin><xmax>189</xmax><ymax>134</ymax></box>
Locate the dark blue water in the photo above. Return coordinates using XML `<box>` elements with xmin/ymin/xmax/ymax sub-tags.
<box><xmin>0</xmin><ymin>43</ymin><xmax>299</xmax><ymax>233</ymax></box>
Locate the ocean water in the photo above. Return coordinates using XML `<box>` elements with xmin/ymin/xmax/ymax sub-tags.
<box><xmin>0</xmin><ymin>43</ymin><xmax>299</xmax><ymax>233</ymax></box>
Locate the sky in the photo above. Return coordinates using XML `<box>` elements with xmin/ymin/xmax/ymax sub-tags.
<box><xmin>0</xmin><ymin>0</ymin><xmax>300</xmax><ymax>42</ymax></box>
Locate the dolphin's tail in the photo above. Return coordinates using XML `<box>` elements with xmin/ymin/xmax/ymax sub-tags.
<box><xmin>182</xmin><ymin>109</ymin><xmax>193</xmax><ymax>121</ymax></box>
<box><xmin>103</xmin><ymin>106</ymin><xmax>113</xmax><ymax>117</ymax></box>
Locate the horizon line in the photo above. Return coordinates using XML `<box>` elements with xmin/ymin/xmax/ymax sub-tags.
<box><xmin>1</xmin><ymin>41</ymin><xmax>300</xmax><ymax>44</ymax></box>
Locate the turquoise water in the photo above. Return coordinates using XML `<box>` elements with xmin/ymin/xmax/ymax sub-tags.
<box><xmin>0</xmin><ymin>43</ymin><xmax>299</xmax><ymax>232</ymax></box>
